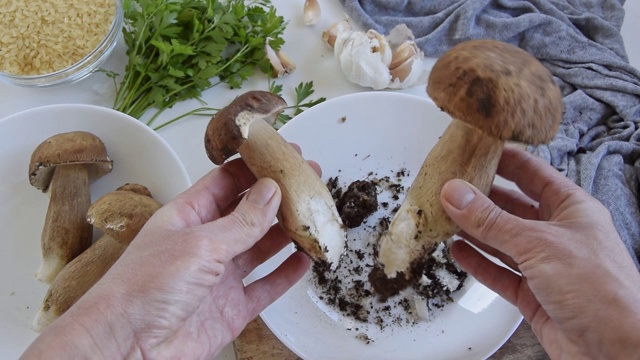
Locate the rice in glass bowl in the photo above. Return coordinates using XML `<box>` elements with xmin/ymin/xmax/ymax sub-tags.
<box><xmin>0</xmin><ymin>0</ymin><xmax>123</xmax><ymax>87</ymax></box>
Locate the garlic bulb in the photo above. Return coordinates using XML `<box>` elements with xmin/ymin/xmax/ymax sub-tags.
<box><xmin>331</xmin><ymin>24</ymin><xmax>428</xmax><ymax>90</ymax></box>
<box><xmin>334</xmin><ymin>29</ymin><xmax>393</xmax><ymax>90</ymax></box>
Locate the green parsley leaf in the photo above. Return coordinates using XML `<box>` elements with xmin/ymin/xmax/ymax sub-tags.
<box><xmin>113</xmin><ymin>0</ymin><xmax>286</xmax><ymax>126</ymax></box>
<box><xmin>269</xmin><ymin>80</ymin><xmax>326</xmax><ymax>126</ymax></box>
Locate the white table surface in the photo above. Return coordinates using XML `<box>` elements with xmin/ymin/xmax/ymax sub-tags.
<box><xmin>1</xmin><ymin>1</ymin><xmax>639</xmax><ymax>359</ymax></box>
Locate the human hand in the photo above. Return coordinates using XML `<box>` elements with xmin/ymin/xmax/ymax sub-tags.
<box><xmin>440</xmin><ymin>145</ymin><xmax>640</xmax><ymax>359</ymax></box>
<box><xmin>23</xmin><ymin>156</ymin><xmax>311</xmax><ymax>359</ymax></box>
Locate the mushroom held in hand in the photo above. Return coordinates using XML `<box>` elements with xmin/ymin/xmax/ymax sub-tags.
<box><xmin>28</xmin><ymin>131</ymin><xmax>113</xmax><ymax>283</ymax></box>
<box><xmin>205</xmin><ymin>91</ymin><xmax>346</xmax><ymax>268</ymax></box>
<box><xmin>32</xmin><ymin>184</ymin><xmax>161</xmax><ymax>331</ymax></box>
<box><xmin>371</xmin><ymin>39</ymin><xmax>563</xmax><ymax>298</ymax></box>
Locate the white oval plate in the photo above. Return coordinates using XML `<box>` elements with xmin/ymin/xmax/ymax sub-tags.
<box><xmin>0</xmin><ymin>104</ymin><xmax>191</xmax><ymax>358</ymax></box>
<box><xmin>245</xmin><ymin>92</ymin><xmax>523</xmax><ymax>360</ymax></box>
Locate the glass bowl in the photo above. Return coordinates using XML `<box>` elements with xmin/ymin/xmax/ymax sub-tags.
<box><xmin>0</xmin><ymin>0</ymin><xmax>123</xmax><ymax>87</ymax></box>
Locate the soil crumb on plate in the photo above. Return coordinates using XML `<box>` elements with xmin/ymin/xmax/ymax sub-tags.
<box><xmin>335</xmin><ymin>180</ymin><xmax>378</xmax><ymax>228</ymax></box>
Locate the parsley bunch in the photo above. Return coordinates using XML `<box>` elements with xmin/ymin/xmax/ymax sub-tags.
<box><xmin>114</xmin><ymin>0</ymin><xmax>286</xmax><ymax>125</ymax></box>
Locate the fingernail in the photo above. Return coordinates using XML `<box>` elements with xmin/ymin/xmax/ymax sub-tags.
<box><xmin>246</xmin><ymin>178</ymin><xmax>277</xmax><ymax>206</ymax></box>
<box><xmin>444</xmin><ymin>180</ymin><xmax>476</xmax><ymax>210</ymax></box>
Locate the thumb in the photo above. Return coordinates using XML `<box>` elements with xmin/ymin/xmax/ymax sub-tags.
<box><xmin>200</xmin><ymin>177</ymin><xmax>282</xmax><ymax>260</ymax></box>
<box><xmin>440</xmin><ymin>179</ymin><xmax>525</xmax><ymax>255</ymax></box>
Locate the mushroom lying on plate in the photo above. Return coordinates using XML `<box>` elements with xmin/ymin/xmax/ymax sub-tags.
<box><xmin>370</xmin><ymin>39</ymin><xmax>564</xmax><ymax>298</ymax></box>
<box><xmin>28</xmin><ymin>131</ymin><xmax>113</xmax><ymax>284</ymax></box>
<box><xmin>32</xmin><ymin>184</ymin><xmax>161</xmax><ymax>331</ymax></box>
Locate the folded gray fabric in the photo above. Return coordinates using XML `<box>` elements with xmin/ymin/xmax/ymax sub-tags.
<box><xmin>340</xmin><ymin>0</ymin><xmax>640</xmax><ymax>267</ymax></box>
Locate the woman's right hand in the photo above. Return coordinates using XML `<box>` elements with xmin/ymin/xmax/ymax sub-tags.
<box><xmin>440</xmin><ymin>145</ymin><xmax>640</xmax><ymax>359</ymax></box>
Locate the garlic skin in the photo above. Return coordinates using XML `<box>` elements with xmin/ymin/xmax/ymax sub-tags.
<box><xmin>303</xmin><ymin>0</ymin><xmax>320</xmax><ymax>26</ymax></box>
<box><xmin>332</xmin><ymin>24</ymin><xmax>428</xmax><ymax>90</ymax></box>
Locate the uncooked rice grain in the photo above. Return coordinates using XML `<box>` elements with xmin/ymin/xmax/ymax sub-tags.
<box><xmin>0</xmin><ymin>0</ymin><xmax>116</xmax><ymax>76</ymax></box>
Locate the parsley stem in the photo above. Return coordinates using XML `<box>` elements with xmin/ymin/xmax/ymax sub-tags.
<box><xmin>153</xmin><ymin>107</ymin><xmax>219</xmax><ymax>131</ymax></box>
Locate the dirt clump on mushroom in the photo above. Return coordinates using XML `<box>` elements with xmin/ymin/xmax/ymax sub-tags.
<box><xmin>313</xmin><ymin>170</ymin><xmax>467</xmax><ymax>329</ymax></box>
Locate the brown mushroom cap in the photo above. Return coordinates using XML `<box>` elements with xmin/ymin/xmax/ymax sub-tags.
<box><xmin>86</xmin><ymin>185</ymin><xmax>161</xmax><ymax>245</ymax></box>
<box><xmin>28</xmin><ymin>131</ymin><xmax>113</xmax><ymax>191</ymax></box>
<box><xmin>205</xmin><ymin>91</ymin><xmax>287</xmax><ymax>165</ymax></box>
<box><xmin>116</xmin><ymin>183</ymin><xmax>153</xmax><ymax>197</ymax></box>
<box><xmin>427</xmin><ymin>39</ymin><xmax>563</xmax><ymax>145</ymax></box>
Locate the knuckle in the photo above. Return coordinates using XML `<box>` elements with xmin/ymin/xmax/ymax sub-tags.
<box><xmin>473</xmin><ymin>203</ymin><xmax>510</xmax><ymax>240</ymax></box>
<box><xmin>226</xmin><ymin>209</ymin><xmax>263</xmax><ymax>237</ymax></box>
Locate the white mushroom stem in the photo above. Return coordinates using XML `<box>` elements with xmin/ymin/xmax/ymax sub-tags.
<box><xmin>32</xmin><ymin>234</ymin><xmax>126</xmax><ymax>332</ymax></box>
<box><xmin>239</xmin><ymin>119</ymin><xmax>345</xmax><ymax>267</ymax></box>
<box><xmin>36</xmin><ymin>164</ymin><xmax>92</xmax><ymax>284</ymax></box>
<box><xmin>378</xmin><ymin>119</ymin><xmax>504</xmax><ymax>278</ymax></box>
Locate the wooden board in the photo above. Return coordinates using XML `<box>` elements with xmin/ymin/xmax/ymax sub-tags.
<box><xmin>234</xmin><ymin>317</ymin><xmax>300</xmax><ymax>360</ymax></box>
<box><xmin>233</xmin><ymin>317</ymin><xmax>548</xmax><ymax>360</ymax></box>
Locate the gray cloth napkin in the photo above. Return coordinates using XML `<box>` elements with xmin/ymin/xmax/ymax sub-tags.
<box><xmin>340</xmin><ymin>0</ymin><xmax>640</xmax><ymax>267</ymax></box>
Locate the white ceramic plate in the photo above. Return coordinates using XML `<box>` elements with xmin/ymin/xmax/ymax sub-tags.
<box><xmin>245</xmin><ymin>92</ymin><xmax>523</xmax><ymax>360</ymax></box>
<box><xmin>0</xmin><ymin>104</ymin><xmax>191</xmax><ymax>358</ymax></box>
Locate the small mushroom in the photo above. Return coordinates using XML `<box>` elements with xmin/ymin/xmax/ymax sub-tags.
<box><xmin>204</xmin><ymin>91</ymin><xmax>346</xmax><ymax>268</ymax></box>
<box><xmin>29</xmin><ymin>131</ymin><xmax>113</xmax><ymax>284</ymax></box>
<box><xmin>371</xmin><ymin>39</ymin><xmax>563</xmax><ymax>297</ymax></box>
<box><xmin>32</xmin><ymin>184</ymin><xmax>161</xmax><ymax>331</ymax></box>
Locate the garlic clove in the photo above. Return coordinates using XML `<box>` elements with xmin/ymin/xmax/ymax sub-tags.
<box><xmin>390</xmin><ymin>56</ymin><xmax>415</xmax><ymax>81</ymax></box>
<box><xmin>265</xmin><ymin>38</ymin><xmax>295</xmax><ymax>78</ymax></box>
<box><xmin>276</xmin><ymin>49</ymin><xmax>296</xmax><ymax>76</ymax></box>
<box><xmin>389</xmin><ymin>41</ymin><xmax>418</xmax><ymax>72</ymax></box>
<box><xmin>303</xmin><ymin>0</ymin><xmax>320</xmax><ymax>26</ymax></box>
<box><xmin>322</xmin><ymin>17</ymin><xmax>351</xmax><ymax>49</ymax></box>
<box><xmin>265</xmin><ymin>38</ymin><xmax>285</xmax><ymax>77</ymax></box>
<box><xmin>388</xmin><ymin>50</ymin><xmax>429</xmax><ymax>89</ymax></box>
<box><xmin>388</xmin><ymin>40</ymin><xmax>429</xmax><ymax>88</ymax></box>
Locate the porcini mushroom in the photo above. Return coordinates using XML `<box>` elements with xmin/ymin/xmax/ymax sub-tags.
<box><xmin>32</xmin><ymin>184</ymin><xmax>161</xmax><ymax>331</ymax></box>
<box><xmin>29</xmin><ymin>131</ymin><xmax>113</xmax><ymax>284</ymax></box>
<box><xmin>204</xmin><ymin>91</ymin><xmax>346</xmax><ymax>268</ymax></box>
<box><xmin>371</xmin><ymin>39</ymin><xmax>563</xmax><ymax>298</ymax></box>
